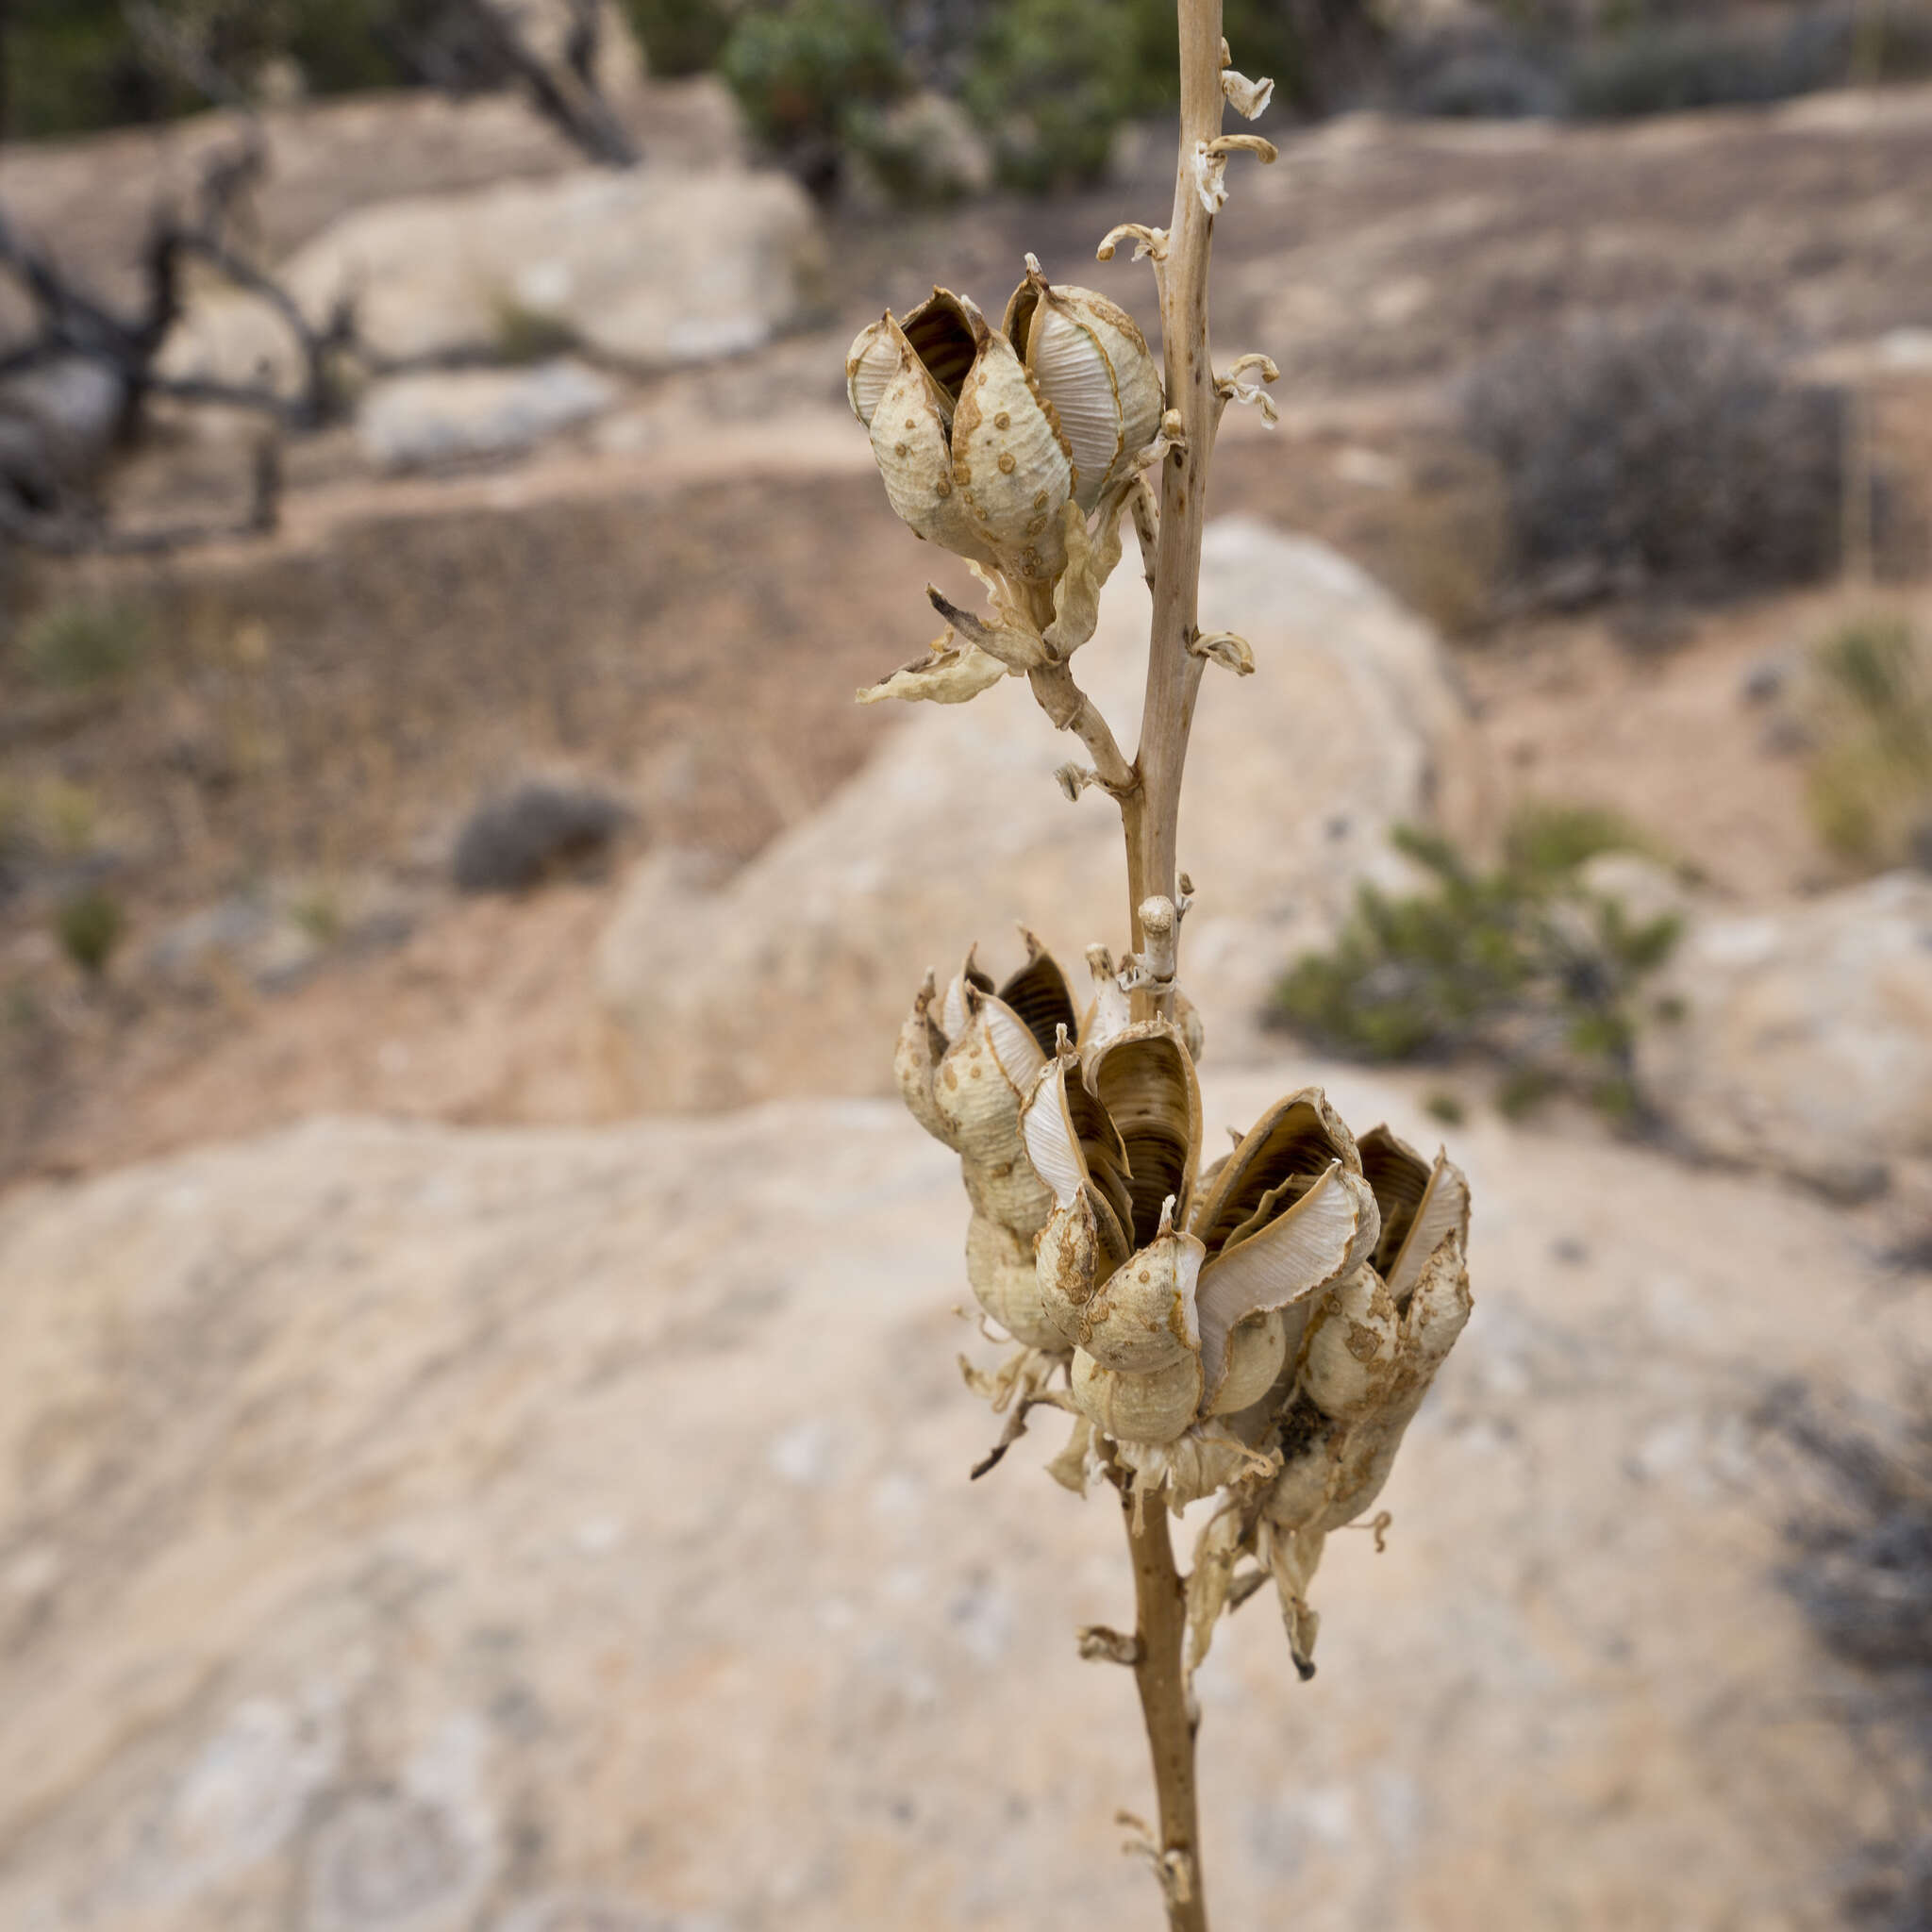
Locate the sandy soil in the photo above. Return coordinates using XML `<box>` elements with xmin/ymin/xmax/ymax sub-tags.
<box><xmin>5</xmin><ymin>84</ymin><xmax>1932</xmax><ymax>1189</ymax></box>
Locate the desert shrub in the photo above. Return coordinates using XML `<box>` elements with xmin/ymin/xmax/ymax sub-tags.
<box><xmin>1392</xmin><ymin>18</ymin><xmax>1567</xmax><ymax>118</ymax></box>
<box><xmin>15</xmin><ymin>600</ymin><xmax>146</xmax><ymax>690</ymax></box>
<box><xmin>621</xmin><ymin>0</ymin><xmax>737</xmax><ymax>76</ymax></box>
<box><xmin>1803</xmin><ymin>614</ymin><xmax>1932</xmax><ymax>873</ymax></box>
<box><xmin>1774</xmin><ymin>1383</ymin><xmax>1932</xmax><ymax>1932</ymax></box>
<box><xmin>958</xmin><ymin>0</ymin><xmax>1153</xmax><ymax>190</ymax></box>
<box><xmin>952</xmin><ymin>0</ymin><xmax>1336</xmax><ymax>192</ymax></box>
<box><xmin>719</xmin><ymin>0</ymin><xmax>904</xmax><ymax>168</ymax></box>
<box><xmin>55</xmin><ymin>885</ymin><xmax>125</xmax><ymax>976</ymax></box>
<box><xmin>1268</xmin><ymin>807</ymin><xmax>1681</xmax><ymax>1121</ymax></box>
<box><xmin>1569</xmin><ymin>11</ymin><xmax>1850</xmax><ymax>118</ymax></box>
<box><xmin>0</xmin><ymin>0</ymin><xmax>529</xmax><ymax>137</ymax></box>
<box><xmin>1460</xmin><ymin>309</ymin><xmax>1846</xmax><ymax>600</ymax></box>
<box><xmin>451</xmin><ymin>780</ymin><xmax>630</xmax><ymax>893</ymax></box>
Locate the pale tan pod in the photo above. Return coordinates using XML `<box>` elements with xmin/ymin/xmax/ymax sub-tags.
<box><xmin>1296</xmin><ymin>1266</ymin><xmax>1400</xmax><ymax>1423</ymax></box>
<box><xmin>845</xmin><ymin>315</ymin><xmax>900</xmax><ymax>427</ymax></box>
<box><xmin>1206</xmin><ymin>1309</ymin><xmax>1288</xmax><ymax>1416</ymax></box>
<box><xmin>1264</xmin><ymin>1392</ymin><xmax>1341</xmax><ymax>1532</ymax></box>
<box><xmin>1020</xmin><ymin>1049</ymin><xmax>1135</xmax><ymax>1238</ymax></box>
<box><xmin>965</xmin><ymin>1209</ymin><xmax>1063</xmax><ymax>1350</ymax></box>
<box><xmin>1074</xmin><ymin>943</ymin><xmax>1131</xmax><ymax>1068</ymax></box>
<box><xmin>1004</xmin><ymin>269</ymin><xmax>1164</xmax><ymax>512</ymax></box>
<box><xmin>1070</xmin><ymin>1346</ymin><xmax>1205</xmax><ymax>1446</ymax></box>
<box><xmin>1357</xmin><ymin>1125</ymin><xmax>1472</xmax><ymax>1311</ymax></box>
<box><xmin>892</xmin><ymin>973</ymin><xmax>956</xmax><ymax>1149</ymax></box>
<box><xmin>1077</xmin><ymin>1224</ymin><xmax>1206</xmax><ymax>1375</ymax></box>
<box><xmin>1033</xmin><ymin>1183</ymin><xmax>1131</xmax><ymax>1349</ymax></box>
<box><xmin>1297</xmin><ymin>1235</ymin><xmax>1473</xmax><ymax>1535</ymax></box>
<box><xmin>1193</xmin><ymin>1161</ymin><xmax>1377</xmax><ymax>1410</ymax></box>
<box><xmin>934</xmin><ymin>989</ymin><xmax>1054</xmax><ymax>1235</ymax></box>
<box><xmin>1085</xmin><ymin>1020</ymin><xmax>1203</xmax><ymax>1248</ymax></box>
<box><xmin>948</xmin><ymin>330</ymin><xmax>1075</xmax><ymax>583</ymax></box>
<box><xmin>870</xmin><ymin>342</ymin><xmax>998</xmax><ymax>569</ymax></box>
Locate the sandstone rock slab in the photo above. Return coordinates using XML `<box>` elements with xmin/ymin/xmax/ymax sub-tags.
<box><xmin>160</xmin><ymin>164</ymin><xmax>826</xmax><ymax>395</ymax></box>
<box><xmin>598</xmin><ymin>516</ymin><xmax>1488</xmax><ymax>1110</ymax></box>
<box><xmin>358</xmin><ymin>358</ymin><xmax>620</xmax><ymax>471</ymax></box>
<box><xmin>1636</xmin><ymin>870</ymin><xmax>1932</xmax><ymax>1196</ymax></box>
<box><xmin>0</xmin><ymin>1065</ymin><xmax>1917</xmax><ymax>1929</ymax></box>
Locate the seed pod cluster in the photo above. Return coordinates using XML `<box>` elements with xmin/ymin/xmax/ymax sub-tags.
<box><xmin>848</xmin><ymin>262</ymin><xmax>1163</xmax><ymax>588</ymax></box>
<box><xmin>895</xmin><ymin>955</ymin><xmax>1474</xmax><ymax>1689</ymax></box>
<box><xmin>894</xmin><ymin>937</ymin><xmax>1083</xmax><ymax>1350</ymax></box>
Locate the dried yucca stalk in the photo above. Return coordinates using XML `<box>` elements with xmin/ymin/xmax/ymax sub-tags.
<box><xmin>845</xmin><ymin>8</ymin><xmax>1473</xmax><ymax>1925</ymax></box>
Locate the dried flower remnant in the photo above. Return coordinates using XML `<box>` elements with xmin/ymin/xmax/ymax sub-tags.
<box><xmin>847</xmin><ymin>10</ymin><xmax>1474</xmax><ymax>1927</ymax></box>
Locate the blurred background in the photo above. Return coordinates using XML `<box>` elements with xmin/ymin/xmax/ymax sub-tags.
<box><xmin>1</xmin><ymin>2</ymin><xmax>1929</xmax><ymax>1928</ymax></box>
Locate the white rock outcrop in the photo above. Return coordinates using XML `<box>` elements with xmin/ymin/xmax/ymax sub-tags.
<box><xmin>598</xmin><ymin>517</ymin><xmax>1487</xmax><ymax>1109</ymax></box>
<box><xmin>0</xmin><ymin>1066</ymin><xmax>1916</xmax><ymax>1929</ymax></box>
<box><xmin>358</xmin><ymin>358</ymin><xmax>619</xmax><ymax>471</ymax></box>
<box><xmin>1636</xmin><ymin>870</ymin><xmax>1932</xmax><ymax>1196</ymax></box>
<box><xmin>160</xmin><ymin>164</ymin><xmax>826</xmax><ymax>395</ymax></box>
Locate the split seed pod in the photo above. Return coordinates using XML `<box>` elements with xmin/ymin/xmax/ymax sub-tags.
<box><xmin>1004</xmin><ymin>261</ymin><xmax>1164</xmax><ymax>513</ymax></box>
<box><xmin>965</xmin><ymin>1209</ymin><xmax>1060</xmax><ymax>1351</ymax></box>
<box><xmin>1205</xmin><ymin>1310</ymin><xmax>1288</xmax><ymax>1416</ymax></box>
<box><xmin>892</xmin><ymin>940</ymin><xmax>1081</xmax><ymax>1345</ymax></box>
<box><xmin>1071</xmin><ymin>1346</ymin><xmax>1205</xmax><ymax>1446</ymax></box>
<box><xmin>1264</xmin><ymin>1129</ymin><xmax>1474</xmax><ymax>1539</ymax></box>
<box><xmin>1024</xmin><ymin>1041</ymin><xmax>1382</xmax><ymax>1442</ymax></box>
<box><xmin>847</xmin><ymin>288</ymin><xmax>1076</xmax><ymax>584</ymax></box>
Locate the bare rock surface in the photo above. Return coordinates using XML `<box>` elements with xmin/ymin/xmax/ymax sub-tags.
<box><xmin>1635</xmin><ymin>870</ymin><xmax>1932</xmax><ymax>1198</ymax></box>
<box><xmin>0</xmin><ymin>80</ymin><xmax>745</xmax><ymax>356</ymax></box>
<box><xmin>159</xmin><ymin>164</ymin><xmax>824</xmax><ymax>393</ymax></box>
<box><xmin>358</xmin><ymin>359</ymin><xmax>621</xmax><ymax>472</ymax></box>
<box><xmin>598</xmin><ymin>516</ymin><xmax>1488</xmax><ymax>1109</ymax></box>
<box><xmin>0</xmin><ymin>1063</ymin><xmax>1917</xmax><ymax>1930</ymax></box>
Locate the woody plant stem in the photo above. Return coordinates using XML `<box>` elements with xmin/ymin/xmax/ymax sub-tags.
<box><xmin>1113</xmin><ymin>6</ymin><xmax>1226</xmax><ymax>1926</ymax></box>
<box><xmin>1010</xmin><ymin>7</ymin><xmax>1237</xmax><ymax>1919</ymax></box>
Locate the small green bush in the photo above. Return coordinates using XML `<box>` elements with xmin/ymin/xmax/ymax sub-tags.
<box><xmin>16</xmin><ymin>601</ymin><xmax>146</xmax><ymax>691</ymax></box>
<box><xmin>1268</xmin><ymin>809</ymin><xmax>1681</xmax><ymax>1122</ymax></box>
<box><xmin>1804</xmin><ymin>614</ymin><xmax>1932</xmax><ymax>872</ymax></box>
<box><xmin>720</xmin><ymin>0</ymin><xmax>904</xmax><ymax>157</ymax></box>
<box><xmin>622</xmin><ymin>0</ymin><xmax>737</xmax><ymax>77</ymax></box>
<box><xmin>56</xmin><ymin>886</ymin><xmax>125</xmax><ymax>978</ymax></box>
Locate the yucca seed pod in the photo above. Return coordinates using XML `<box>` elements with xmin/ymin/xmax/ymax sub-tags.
<box><xmin>845</xmin><ymin>315</ymin><xmax>902</xmax><ymax>428</ymax></box>
<box><xmin>1004</xmin><ymin>260</ymin><xmax>1164</xmax><ymax>513</ymax></box>
<box><xmin>965</xmin><ymin>1209</ymin><xmax>1062</xmax><ymax>1350</ymax></box>
<box><xmin>1205</xmin><ymin>1309</ymin><xmax>1288</xmax><ymax>1417</ymax></box>
<box><xmin>935</xmin><ymin>985</ymin><xmax>1056</xmax><ymax>1237</ymax></box>
<box><xmin>1296</xmin><ymin>1267</ymin><xmax>1400</xmax><ymax>1423</ymax></box>
<box><xmin>1076</xmin><ymin>1217</ymin><xmax>1206</xmax><ymax>1376</ymax></box>
<box><xmin>1266</xmin><ymin>1234</ymin><xmax>1473</xmax><ymax>1539</ymax></box>
<box><xmin>892</xmin><ymin>972</ymin><xmax>956</xmax><ymax>1150</ymax></box>
<box><xmin>851</xmin><ymin>288</ymin><xmax>1076</xmax><ymax>584</ymax></box>
<box><xmin>1070</xmin><ymin>1346</ymin><xmax>1205</xmax><ymax>1446</ymax></box>
<box><xmin>1357</xmin><ymin>1125</ymin><xmax>1473</xmax><ymax>1310</ymax></box>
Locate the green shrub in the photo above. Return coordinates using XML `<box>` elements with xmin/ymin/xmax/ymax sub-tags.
<box><xmin>55</xmin><ymin>886</ymin><xmax>125</xmax><ymax>977</ymax></box>
<box><xmin>16</xmin><ymin>601</ymin><xmax>146</xmax><ymax>691</ymax></box>
<box><xmin>720</xmin><ymin>0</ymin><xmax>903</xmax><ymax>156</ymax></box>
<box><xmin>1804</xmin><ymin>614</ymin><xmax>1932</xmax><ymax>872</ymax></box>
<box><xmin>622</xmin><ymin>0</ymin><xmax>737</xmax><ymax>76</ymax></box>
<box><xmin>1268</xmin><ymin>809</ymin><xmax>1681</xmax><ymax>1122</ymax></box>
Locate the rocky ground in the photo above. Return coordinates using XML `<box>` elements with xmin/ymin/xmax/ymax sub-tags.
<box><xmin>0</xmin><ymin>1065</ymin><xmax>1922</xmax><ymax>1932</ymax></box>
<box><xmin>2</xmin><ymin>65</ymin><xmax>1931</xmax><ymax>1932</ymax></box>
